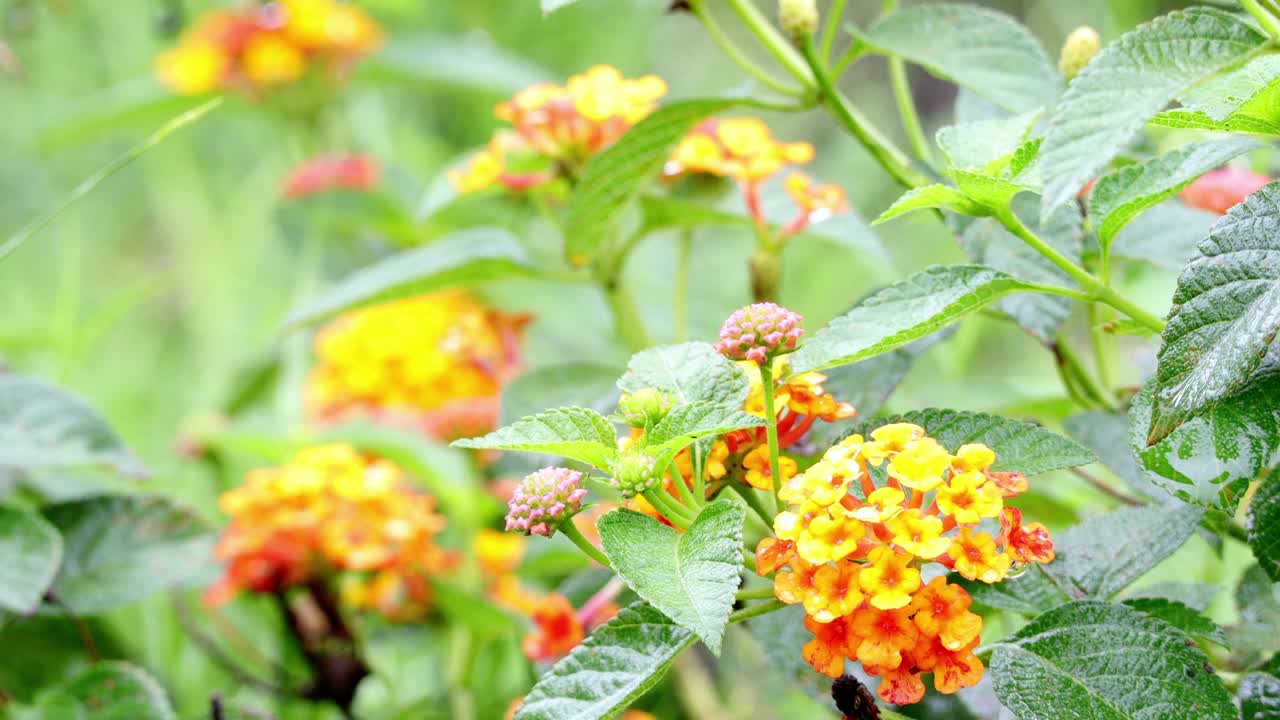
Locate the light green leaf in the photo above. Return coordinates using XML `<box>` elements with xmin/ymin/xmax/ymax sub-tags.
<box><xmin>1148</xmin><ymin>182</ymin><xmax>1280</xmax><ymax>443</ymax></box>
<box><xmin>542</xmin><ymin>0</ymin><xmax>581</xmax><ymax>13</ymax></box>
<box><xmin>0</xmin><ymin>505</ymin><xmax>62</xmax><ymax>613</ymax></box>
<box><xmin>953</xmin><ymin>169</ymin><xmax>1028</xmax><ymax>211</ymax></box>
<box><xmin>564</xmin><ymin>99</ymin><xmax>737</xmax><ymax>266</ymax></box>
<box><xmin>873</xmin><ymin>184</ymin><xmax>984</xmax><ymax>224</ymax></box>
<box><xmin>29</xmin><ymin>663</ymin><xmax>177</xmax><ymax>720</ymax></box>
<box><xmin>43</xmin><ymin>495</ymin><xmax>215</xmax><ymax>614</ymax></box>
<box><xmin>283</xmin><ymin>228</ymin><xmax>535</xmax><ymax>329</ymax></box>
<box><xmin>1089</xmin><ymin>137</ymin><xmax>1258</xmax><ymax>251</ymax></box>
<box><xmin>1131</xmin><ymin>375</ymin><xmax>1280</xmax><ymax>511</ymax></box>
<box><xmin>1230</xmin><ymin>563</ymin><xmax>1280</xmax><ymax>658</ymax></box>
<box><xmin>359</xmin><ymin>35</ymin><xmax>552</xmax><ymax>95</ymax></box>
<box><xmin>1111</xmin><ymin>200</ymin><xmax>1219</xmax><ymax>272</ymax></box>
<box><xmin>598</xmin><ymin>501</ymin><xmax>744</xmax><ymax>654</ymax></box>
<box><xmin>1040</xmin><ymin>8</ymin><xmax>1266</xmax><ymax>216</ymax></box>
<box><xmin>618</xmin><ymin>342</ymin><xmax>749</xmax><ymax>407</ymax></box>
<box><xmin>859</xmin><ymin>3</ymin><xmax>1059</xmax><ymax>113</ymax></box>
<box><xmin>991</xmin><ymin>601</ymin><xmax>1236</xmax><ymax>720</ymax></box>
<box><xmin>858</xmin><ymin>408</ymin><xmax>1095</xmax><ymax>476</ymax></box>
<box><xmin>514</xmin><ymin>602</ymin><xmax>694</xmax><ymax>720</ymax></box>
<box><xmin>1121</xmin><ymin>597</ymin><xmax>1227</xmax><ymax>646</ymax></box>
<box><xmin>432</xmin><ymin>579</ymin><xmax>522</xmax><ymax>640</ymax></box>
<box><xmin>644</xmin><ymin>402</ymin><xmax>763</xmax><ymax>454</ymax></box>
<box><xmin>1043</xmin><ymin>504</ymin><xmax>1204</xmax><ymax>599</ymax></box>
<box><xmin>789</xmin><ymin>265</ymin><xmax>1042</xmax><ymax>374</ymax></box>
<box><xmin>501</xmin><ymin>364</ymin><xmax>623</xmax><ymax>426</ymax></box>
<box><xmin>637</xmin><ymin>195</ymin><xmax>751</xmax><ymax>236</ymax></box>
<box><xmin>0</xmin><ymin>375</ymin><xmax>144</xmax><ymax>477</ymax></box>
<box><xmin>958</xmin><ymin>566</ymin><xmax>1069</xmax><ymax>616</ymax></box>
<box><xmin>1152</xmin><ymin>54</ymin><xmax>1280</xmax><ymax>135</ymax></box>
<box><xmin>936</xmin><ymin>110</ymin><xmax>1041</xmax><ymax>171</ymax></box>
<box><xmin>453</xmin><ymin>407</ymin><xmax>619</xmax><ymax>471</ymax></box>
<box><xmin>1249</xmin><ymin>475</ymin><xmax>1280</xmax><ymax>581</ymax></box>
<box><xmin>1240</xmin><ymin>672</ymin><xmax>1280</xmax><ymax>720</ymax></box>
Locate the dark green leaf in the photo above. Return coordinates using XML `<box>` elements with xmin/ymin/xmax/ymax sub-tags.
<box><xmin>1148</xmin><ymin>182</ymin><xmax>1280</xmax><ymax>443</ymax></box>
<box><xmin>1040</xmin><ymin>8</ymin><xmax>1266</xmax><ymax>215</ymax></box>
<box><xmin>0</xmin><ymin>375</ymin><xmax>144</xmax><ymax>477</ymax></box>
<box><xmin>1241</xmin><ymin>672</ymin><xmax>1280</xmax><ymax>720</ymax></box>
<box><xmin>958</xmin><ymin>565</ymin><xmax>1069</xmax><ymax>615</ymax></box>
<box><xmin>514</xmin><ymin>602</ymin><xmax>694</xmax><ymax>720</ymax></box>
<box><xmin>789</xmin><ymin>265</ymin><xmax>1042</xmax><ymax>375</ymax></box>
<box><xmin>283</xmin><ymin>228</ymin><xmax>535</xmax><ymax>329</ymax></box>
<box><xmin>0</xmin><ymin>505</ymin><xmax>62</xmax><ymax>613</ymax></box>
<box><xmin>28</xmin><ymin>662</ymin><xmax>177</xmax><ymax>720</ymax></box>
<box><xmin>991</xmin><ymin>600</ymin><xmax>1236</xmax><ymax>720</ymax></box>
<box><xmin>618</xmin><ymin>342</ymin><xmax>749</xmax><ymax>407</ymax></box>
<box><xmin>1064</xmin><ymin>410</ymin><xmax>1181</xmax><ymax>505</ymax></box>
<box><xmin>597</xmin><ymin>502</ymin><xmax>744</xmax><ymax>654</ymax></box>
<box><xmin>1230</xmin><ymin>564</ymin><xmax>1280</xmax><ymax>657</ymax></box>
<box><xmin>1250</xmin><ymin>474</ymin><xmax>1280</xmax><ymax>581</ymax></box>
<box><xmin>644</xmin><ymin>402</ymin><xmax>763</xmax><ymax>454</ymax></box>
<box><xmin>1123</xmin><ymin>582</ymin><xmax>1219</xmax><ymax>612</ymax></box>
<box><xmin>1121</xmin><ymin>597</ymin><xmax>1227</xmax><ymax>645</ymax></box>
<box><xmin>453</xmin><ymin>407</ymin><xmax>619</xmax><ymax>471</ymax></box>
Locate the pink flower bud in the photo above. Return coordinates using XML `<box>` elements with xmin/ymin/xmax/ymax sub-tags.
<box><xmin>505</xmin><ymin>467</ymin><xmax>588</xmax><ymax>537</ymax></box>
<box><xmin>715</xmin><ymin>303</ymin><xmax>805</xmax><ymax>365</ymax></box>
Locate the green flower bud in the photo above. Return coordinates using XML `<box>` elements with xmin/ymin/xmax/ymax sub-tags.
<box><xmin>1058</xmin><ymin>26</ymin><xmax>1101</xmax><ymax>82</ymax></box>
<box><xmin>610</xmin><ymin>448</ymin><xmax>662</xmax><ymax>498</ymax></box>
<box><xmin>618</xmin><ymin>388</ymin><xmax>676</xmax><ymax>429</ymax></box>
<box><xmin>779</xmin><ymin>0</ymin><xmax>818</xmax><ymax>41</ymax></box>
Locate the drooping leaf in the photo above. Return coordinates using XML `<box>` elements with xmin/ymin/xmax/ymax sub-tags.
<box><xmin>990</xmin><ymin>600</ymin><xmax>1236</xmax><ymax>720</ymax></box>
<box><xmin>618</xmin><ymin>342</ymin><xmax>749</xmax><ymax>407</ymax></box>
<box><xmin>1089</xmin><ymin>137</ymin><xmax>1258</xmax><ymax>251</ymax></box>
<box><xmin>360</xmin><ymin>34</ymin><xmax>553</xmax><ymax>95</ymax></box>
<box><xmin>958</xmin><ymin>565</ymin><xmax>1070</xmax><ymax>616</ymax></box>
<box><xmin>514</xmin><ymin>602</ymin><xmax>694</xmax><ymax>720</ymax></box>
<box><xmin>1131</xmin><ymin>380</ymin><xmax>1280</xmax><ymax>511</ymax></box>
<box><xmin>453</xmin><ymin>407</ymin><xmax>619</xmax><ymax>471</ymax></box>
<box><xmin>500</xmin><ymin>364</ymin><xmax>623</xmax><ymax>426</ymax></box>
<box><xmin>282</xmin><ymin>228</ymin><xmax>535</xmax><ymax>329</ymax></box>
<box><xmin>873</xmin><ymin>184</ymin><xmax>984</xmax><ymax>225</ymax></box>
<box><xmin>1041</xmin><ymin>504</ymin><xmax>1203</xmax><ymax>599</ymax></box>
<box><xmin>1111</xmin><ymin>200</ymin><xmax>1220</xmax><ymax>272</ymax></box>
<box><xmin>1121</xmin><ymin>597</ymin><xmax>1227</xmax><ymax>646</ymax></box>
<box><xmin>1148</xmin><ymin>182</ymin><xmax>1280</xmax><ymax>442</ymax></box>
<box><xmin>859</xmin><ymin>3</ymin><xmax>1059</xmax><ymax>113</ymax></box>
<box><xmin>42</xmin><ymin>495</ymin><xmax>216</xmax><ymax>614</ymax></box>
<box><xmin>1250</xmin><ymin>475</ymin><xmax>1280</xmax><ymax>581</ymax></box>
<box><xmin>0</xmin><ymin>375</ymin><xmax>144</xmax><ymax>477</ymax></box>
<box><xmin>789</xmin><ymin>265</ymin><xmax>1042</xmax><ymax>375</ymax></box>
<box><xmin>564</xmin><ymin>99</ymin><xmax>737</xmax><ymax>266</ymax></box>
<box><xmin>0</xmin><ymin>505</ymin><xmax>62</xmax><ymax>613</ymax></box>
<box><xmin>597</xmin><ymin>502</ymin><xmax>744</xmax><ymax>654</ymax></box>
<box><xmin>857</xmin><ymin>408</ymin><xmax>1095</xmax><ymax>476</ymax></box>
<box><xmin>1039</xmin><ymin>8</ymin><xmax>1266</xmax><ymax>216</ymax></box>
<box><xmin>644</xmin><ymin>402</ymin><xmax>763</xmax><ymax>454</ymax></box>
<box><xmin>935</xmin><ymin>111</ymin><xmax>1041</xmax><ymax>171</ymax></box>
<box><xmin>27</xmin><ymin>662</ymin><xmax>177</xmax><ymax>720</ymax></box>
<box><xmin>1240</xmin><ymin>672</ymin><xmax>1280</xmax><ymax>720</ymax></box>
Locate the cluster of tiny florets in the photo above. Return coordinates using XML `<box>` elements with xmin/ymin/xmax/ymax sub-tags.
<box><xmin>715</xmin><ymin>303</ymin><xmax>805</xmax><ymax>365</ymax></box>
<box><xmin>505</xmin><ymin>467</ymin><xmax>589</xmax><ymax>537</ymax></box>
<box><xmin>611</xmin><ymin>450</ymin><xmax>662</xmax><ymax>498</ymax></box>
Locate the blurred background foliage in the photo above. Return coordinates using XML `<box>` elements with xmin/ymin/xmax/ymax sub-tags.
<box><xmin>0</xmin><ymin>0</ymin><xmax>1257</xmax><ymax>718</ymax></box>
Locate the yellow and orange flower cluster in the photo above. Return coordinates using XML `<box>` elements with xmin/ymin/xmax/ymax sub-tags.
<box><xmin>156</xmin><ymin>0</ymin><xmax>382</xmax><ymax>96</ymax></box>
<box><xmin>667</xmin><ymin>117</ymin><xmax>848</xmax><ymax>234</ymax></box>
<box><xmin>451</xmin><ymin>66</ymin><xmax>667</xmax><ymax>193</ymax></box>
<box><xmin>208</xmin><ymin>444</ymin><xmax>455</xmax><ymax>622</ymax></box>
<box><xmin>758</xmin><ymin>423</ymin><xmax>1054</xmax><ymax>705</ymax></box>
<box><xmin>306</xmin><ymin>292</ymin><xmax>528</xmax><ymax>441</ymax></box>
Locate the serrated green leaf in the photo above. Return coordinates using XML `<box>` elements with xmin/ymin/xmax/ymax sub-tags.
<box><xmin>936</xmin><ymin>111</ymin><xmax>1041</xmax><ymax>171</ymax></box>
<box><xmin>1148</xmin><ymin>182</ymin><xmax>1280</xmax><ymax>443</ymax></box>
<box><xmin>1124</xmin><ymin>582</ymin><xmax>1219</xmax><ymax>612</ymax></box>
<box><xmin>1064</xmin><ymin>410</ymin><xmax>1181</xmax><ymax>505</ymax></box>
<box><xmin>1131</xmin><ymin>379</ymin><xmax>1279</xmax><ymax>511</ymax></box>
<box><xmin>618</xmin><ymin>342</ymin><xmax>749</xmax><ymax>407</ymax></box>
<box><xmin>859</xmin><ymin>408</ymin><xmax>1095</xmax><ymax>476</ymax></box>
<box><xmin>598</xmin><ymin>502</ymin><xmax>744</xmax><ymax>654</ymax></box>
<box><xmin>501</xmin><ymin>364</ymin><xmax>623</xmax><ymax>426</ymax></box>
<box><xmin>644</xmin><ymin>402</ymin><xmax>763</xmax><ymax>454</ymax></box>
<box><xmin>1122</xmin><ymin>597</ymin><xmax>1227</xmax><ymax>646</ymax></box>
<box><xmin>0</xmin><ymin>505</ymin><xmax>62</xmax><ymax>614</ymax></box>
<box><xmin>1250</xmin><ymin>475</ymin><xmax>1280</xmax><ymax>581</ymax></box>
<box><xmin>958</xmin><ymin>565</ymin><xmax>1070</xmax><ymax>615</ymax></box>
<box><xmin>1090</xmin><ymin>137</ymin><xmax>1258</xmax><ymax>251</ymax></box>
<box><xmin>283</xmin><ymin>228</ymin><xmax>535</xmax><ymax>329</ymax></box>
<box><xmin>953</xmin><ymin>169</ymin><xmax>1028</xmax><ymax>211</ymax></box>
<box><xmin>28</xmin><ymin>662</ymin><xmax>177</xmax><ymax>720</ymax></box>
<box><xmin>42</xmin><ymin>495</ymin><xmax>215</xmax><ymax>614</ymax></box>
<box><xmin>1112</xmin><ymin>200</ymin><xmax>1219</xmax><ymax>272</ymax></box>
<box><xmin>874</xmin><ymin>184</ymin><xmax>984</xmax><ymax>224</ymax></box>
<box><xmin>1040</xmin><ymin>8</ymin><xmax>1266</xmax><ymax>216</ymax></box>
<box><xmin>514</xmin><ymin>602</ymin><xmax>694</xmax><ymax>720</ymax></box>
<box><xmin>859</xmin><ymin>3</ymin><xmax>1059</xmax><ymax>113</ymax></box>
<box><xmin>0</xmin><ymin>375</ymin><xmax>144</xmax><ymax>477</ymax></box>
<box><xmin>359</xmin><ymin>34</ymin><xmax>553</xmax><ymax>95</ymax></box>
<box><xmin>789</xmin><ymin>265</ymin><xmax>1042</xmax><ymax>375</ymax></box>
<box><xmin>1154</xmin><ymin>53</ymin><xmax>1280</xmax><ymax>136</ymax></box>
<box><xmin>565</xmin><ymin>99</ymin><xmax>737</xmax><ymax>266</ymax></box>
<box><xmin>1043</xmin><ymin>504</ymin><xmax>1203</xmax><ymax>599</ymax></box>
<box><xmin>1241</xmin><ymin>672</ymin><xmax>1280</xmax><ymax>720</ymax></box>
<box><xmin>453</xmin><ymin>407</ymin><xmax>619</xmax><ymax>471</ymax></box>
<box><xmin>991</xmin><ymin>600</ymin><xmax>1236</xmax><ymax>720</ymax></box>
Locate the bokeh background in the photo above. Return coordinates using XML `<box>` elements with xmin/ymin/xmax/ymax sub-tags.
<box><xmin>0</xmin><ymin>1</ymin><xmax>1252</xmax><ymax>718</ymax></box>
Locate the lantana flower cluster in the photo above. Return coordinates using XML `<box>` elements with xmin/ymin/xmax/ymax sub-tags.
<box><xmin>208</xmin><ymin>444</ymin><xmax>455</xmax><ymax>622</ymax></box>
<box><xmin>758</xmin><ymin>423</ymin><xmax>1055</xmax><ymax>705</ymax></box>
<box><xmin>306</xmin><ymin>291</ymin><xmax>528</xmax><ymax>441</ymax></box>
<box><xmin>156</xmin><ymin>0</ymin><xmax>382</xmax><ymax>96</ymax></box>
<box><xmin>282</xmin><ymin>153</ymin><xmax>380</xmax><ymax>198</ymax></box>
<box><xmin>451</xmin><ymin>65</ymin><xmax>667</xmax><ymax>193</ymax></box>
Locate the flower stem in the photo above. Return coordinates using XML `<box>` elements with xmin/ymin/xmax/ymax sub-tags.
<box><xmin>888</xmin><ymin>56</ymin><xmax>934</xmax><ymax>167</ymax></box>
<box><xmin>1055</xmin><ymin>336</ymin><xmax>1115</xmax><ymax>410</ymax></box>
<box><xmin>674</xmin><ymin>228</ymin><xmax>693</xmax><ymax>342</ymax></box>
<box><xmin>1242</xmin><ymin>0</ymin><xmax>1280</xmax><ymax>39</ymax></box>
<box><xmin>820</xmin><ymin>0</ymin><xmax>848</xmax><ymax>59</ymax></box>
<box><xmin>728</xmin><ymin>599</ymin><xmax>786</xmax><ymax>624</ymax></box>
<box><xmin>602</xmin><ymin>279</ymin><xmax>653</xmax><ymax>352</ymax></box>
<box><xmin>560</xmin><ymin>520</ymin><xmax>613</xmax><ymax>568</ymax></box>
<box><xmin>691</xmin><ymin>441</ymin><xmax>708</xmax><ymax>506</ymax></box>
<box><xmin>736</xmin><ymin>587</ymin><xmax>777</xmax><ymax>601</ymax></box>
<box><xmin>668</xmin><ymin>455</ymin><xmax>704</xmax><ymax>511</ymax></box>
<box><xmin>759</xmin><ymin>361</ymin><xmax>785</xmax><ymax>516</ymax></box>
<box><xmin>741</xmin><ymin>484</ymin><xmax>777</xmax><ymax>529</ymax></box>
<box><xmin>644</xmin><ymin>487</ymin><xmax>696</xmax><ymax>528</ymax></box>
<box><xmin>723</xmin><ymin>0</ymin><xmax>815</xmax><ymax>87</ymax></box>
<box><xmin>690</xmin><ymin>0</ymin><xmax>806</xmax><ymax>97</ymax></box>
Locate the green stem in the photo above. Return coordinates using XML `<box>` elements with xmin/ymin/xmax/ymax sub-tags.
<box><xmin>691</xmin><ymin>441</ymin><xmax>708</xmax><ymax>506</ymax></box>
<box><xmin>759</xmin><ymin>362</ymin><xmax>784</xmax><ymax>516</ymax></box>
<box><xmin>1242</xmin><ymin>0</ymin><xmax>1280</xmax><ymax>39</ymax></box>
<box><xmin>1057</xmin><ymin>336</ymin><xmax>1115</xmax><ymax>410</ymax></box>
<box><xmin>723</xmin><ymin>0</ymin><xmax>815</xmax><ymax>86</ymax></box>
<box><xmin>728</xmin><ymin>599</ymin><xmax>786</xmax><ymax>624</ymax></box>
<box><xmin>644</xmin><ymin>487</ymin><xmax>696</xmax><ymax>528</ymax></box>
<box><xmin>799</xmin><ymin>38</ymin><xmax>930</xmax><ymax>190</ymax></box>
<box><xmin>820</xmin><ymin>0</ymin><xmax>848</xmax><ymax>59</ymax></box>
<box><xmin>741</xmin><ymin>484</ymin><xmax>777</xmax><ymax>528</ymax></box>
<box><xmin>888</xmin><ymin>56</ymin><xmax>934</xmax><ymax>167</ymax></box>
<box><xmin>560</xmin><ymin>520</ymin><xmax>613</xmax><ymax>568</ymax></box>
<box><xmin>674</xmin><ymin>229</ymin><xmax>692</xmax><ymax>342</ymax></box>
<box><xmin>1088</xmin><ymin>302</ymin><xmax>1115</xmax><ymax>395</ymax></box>
<box><xmin>830</xmin><ymin>38</ymin><xmax>867</xmax><ymax>79</ymax></box>
<box><xmin>690</xmin><ymin>0</ymin><xmax>806</xmax><ymax>97</ymax></box>
<box><xmin>447</xmin><ymin>628</ymin><xmax>476</xmax><ymax>720</ymax></box>
<box><xmin>735</xmin><ymin>587</ymin><xmax>777</xmax><ymax>601</ymax></box>
<box><xmin>602</xmin><ymin>279</ymin><xmax>653</xmax><ymax>352</ymax></box>
<box><xmin>667</xmin><ymin>453</ymin><xmax>703</xmax><ymax>511</ymax></box>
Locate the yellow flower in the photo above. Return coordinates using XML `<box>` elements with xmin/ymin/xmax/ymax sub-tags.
<box><xmin>785</xmin><ymin>458</ymin><xmax>859</xmax><ymax>507</ymax></box>
<box><xmin>936</xmin><ymin>472</ymin><xmax>1003</xmax><ymax>525</ymax></box>
<box><xmin>948</xmin><ymin>528</ymin><xmax>1011</xmax><ymax>584</ymax></box>
<box><xmin>863</xmin><ymin>423</ymin><xmax>925</xmax><ymax>465</ymax></box>
<box><xmin>852</xmin><ymin>486</ymin><xmax>905</xmax><ymax>523</ymax></box>
<box><xmin>155</xmin><ymin>41</ymin><xmax>228</xmax><ymax>95</ymax></box>
<box><xmin>475</xmin><ymin>529</ymin><xmax>526</xmax><ymax>577</ymax></box>
<box><xmin>671</xmin><ymin>117</ymin><xmax>814</xmax><ymax>185</ymax></box>
<box><xmin>887</xmin><ymin>438</ymin><xmax>952</xmax><ymax>491</ymax></box>
<box><xmin>567</xmin><ymin>65</ymin><xmax>667</xmax><ymax>123</ymax></box>
<box><xmin>806</xmin><ymin>563</ymin><xmax>863</xmax><ymax>623</ymax></box>
<box><xmin>859</xmin><ymin>546</ymin><xmax>921</xmax><ymax>610</ymax></box>
<box><xmin>243</xmin><ymin>33</ymin><xmax>306</xmax><ymax>88</ymax></box>
<box><xmin>795</xmin><ymin>506</ymin><xmax>866</xmax><ymax>565</ymax></box>
<box><xmin>886</xmin><ymin>509</ymin><xmax>952</xmax><ymax>560</ymax></box>
<box><xmin>785</xmin><ymin>172</ymin><xmax>849</xmax><ymax>223</ymax></box>
<box><xmin>952</xmin><ymin>443</ymin><xmax>996</xmax><ymax>473</ymax></box>
<box><xmin>743</xmin><ymin>444</ymin><xmax>798</xmax><ymax>491</ymax></box>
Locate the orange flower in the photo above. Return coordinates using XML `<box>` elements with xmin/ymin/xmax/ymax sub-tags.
<box><xmin>783</xmin><ymin>172</ymin><xmax>850</xmax><ymax>235</ymax></box>
<box><xmin>914</xmin><ymin>635</ymin><xmax>984</xmax><ymax>694</ymax></box>
<box><xmin>909</xmin><ymin>577</ymin><xmax>982</xmax><ymax>650</ymax></box>
<box><xmin>850</xmin><ymin>605</ymin><xmax>918</xmax><ymax>669</ymax></box>
<box><xmin>1181</xmin><ymin>166</ymin><xmax>1271</xmax><ymax>214</ymax></box>
<box><xmin>859</xmin><ymin>546</ymin><xmax>921</xmax><ymax>610</ymax></box>
<box><xmin>948</xmin><ymin>527</ymin><xmax>1012</xmax><ymax>584</ymax></box>
<box><xmin>1001</xmin><ymin>508</ymin><xmax>1056</xmax><ymax>564</ymax></box>
<box><xmin>987</xmin><ymin>470</ymin><xmax>1030</xmax><ymax>498</ymax></box>
<box><xmin>803</xmin><ymin>615</ymin><xmax>858</xmax><ymax>678</ymax></box>
<box><xmin>807</xmin><ymin>563</ymin><xmax>864</xmax><ymax>623</ymax></box>
<box><xmin>866</xmin><ymin>663</ymin><xmax>927</xmax><ymax>705</ymax></box>
<box><xmin>755</xmin><ymin>537</ymin><xmax>795</xmax><ymax>576</ymax></box>
<box><xmin>522</xmin><ymin>594</ymin><xmax>584</xmax><ymax>662</ymax></box>
<box><xmin>774</xmin><ymin>556</ymin><xmax>823</xmax><ymax>606</ymax></box>
<box><xmin>282</xmin><ymin>154</ymin><xmax>380</xmax><ymax>198</ymax></box>
<box><xmin>743</xmin><ymin>443</ymin><xmax>798</xmax><ymax>491</ymax></box>
<box><xmin>795</xmin><ymin>506</ymin><xmax>866</xmax><ymax>565</ymax></box>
